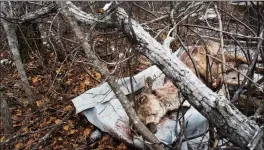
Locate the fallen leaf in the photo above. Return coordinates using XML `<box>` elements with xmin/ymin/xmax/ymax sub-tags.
<box><xmin>40</xmin><ymin>118</ymin><xmax>52</xmax><ymax>127</ymax></box>
<box><xmin>117</xmin><ymin>143</ymin><xmax>127</xmax><ymax>150</ymax></box>
<box><xmin>83</xmin><ymin>78</ymin><xmax>90</xmax><ymax>85</ymax></box>
<box><xmin>63</xmin><ymin>105</ymin><xmax>72</xmax><ymax>112</ymax></box>
<box><xmin>49</xmin><ymin>52</ymin><xmax>54</xmax><ymax>57</ymax></box>
<box><xmin>84</xmin><ymin>128</ymin><xmax>92</xmax><ymax>137</ymax></box>
<box><xmin>72</xmin><ymin>143</ymin><xmax>78</xmax><ymax>148</ymax></box>
<box><xmin>15</xmin><ymin>143</ymin><xmax>23</xmax><ymax>149</ymax></box>
<box><xmin>26</xmin><ymin>138</ymin><xmax>34</xmax><ymax>145</ymax></box>
<box><xmin>68</xmin><ymin>129</ymin><xmax>77</xmax><ymax>135</ymax></box>
<box><xmin>160</xmin><ymin>33</ymin><xmax>167</xmax><ymax>41</ymax></box>
<box><xmin>21</xmin><ymin>99</ymin><xmax>29</xmax><ymax>107</ymax></box>
<box><xmin>97</xmin><ymin>8</ymin><xmax>104</xmax><ymax>14</ymax></box>
<box><xmin>50</xmin><ymin>117</ymin><xmax>56</xmax><ymax>121</ymax></box>
<box><xmin>66</xmin><ymin>79</ymin><xmax>73</xmax><ymax>85</ymax></box>
<box><xmin>15</xmin><ymin>109</ymin><xmax>22</xmax><ymax>116</ymax></box>
<box><xmin>67</xmin><ymin>120</ymin><xmax>74</xmax><ymax>128</ymax></box>
<box><xmin>94</xmin><ymin>72</ymin><xmax>101</xmax><ymax>80</ymax></box>
<box><xmin>46</xmin><ymin>118</ymin><xmax>52</xmax><ymax>125</ymax></box>
<box><xmin>22</xmin><ymin>127</ymin><xmax>29</xmax><ymax>133</ymax></box>
<box><xmin>55</xmin><ymin>68</ymin><xmax>61</xmax><ymax>74</ymax></box>
<box><xmin>94</xmin><ymin>37</ymin><xmax>104</xmax><ymax>42</ymax></box>
<box><xmin>63</xmin><ymin>125</ymin><xmax>69</xmax><ymax>131</ymax></box>
<box><xmin>0</xmin><ymin>136</ymin><xmax>5</xmax><ymax>143</ymax></box>
<box><xmin>36</xmin><ymin>100</ymin><xmax>43</xmax><ymax>107</ymax></box>
<box><xmin>55</xmin><ymin>119</ymin><xmax>62</xmax><ymax>125</ymax></box>
<box><xmin>58</xmin><ymin>137</ymin><xmax>63</xmax><ymax>141</ymax></box>
<box><xmin>32</xmin><ymin>76</ymin><xmax>41</xmax><ymax>85</ymax></box>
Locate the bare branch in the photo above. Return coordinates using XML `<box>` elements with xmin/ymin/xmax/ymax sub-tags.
<box><xmin>214</xmin><ymin>4</ymin><xmax>230</xmax><ymax>99</ymax></box>
<box><xmin>1</xmin><ymin>2</ymin><xmax>58</xmax><ymax>24</ymax></box>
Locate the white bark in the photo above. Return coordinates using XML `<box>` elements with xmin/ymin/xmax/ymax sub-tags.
<box><xmin>0</xmin><ymin>86</ymin><xmax>14</xmax><ymax>135</ymax></box>
<box><xmin>1</xmin><ymin>2</ymin><xmax>36</xmax><ymax>109</ymax></box>
<box><xmin>66</xmin><ymin>3</ymin><xmax>263</xmax><ymax>149</ymax></box>
<box><xmin>5</xmin><ymin>2</ymin><xmax>58</xmax><ymax>23</ymax></box>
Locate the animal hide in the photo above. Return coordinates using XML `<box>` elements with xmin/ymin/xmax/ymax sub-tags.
<box><xmin>135</xmin><ymin>77</ymin><xmax>187</xmax><ymax>132</ymax></box>
<box><xmin>178</xmin><ymin>40</ymin><xmax>257</xmax><ymax>90</ymax></box>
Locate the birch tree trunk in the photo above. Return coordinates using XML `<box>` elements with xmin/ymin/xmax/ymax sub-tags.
<box><xmin>1</xmin><ymin>2</ymin><xmax>36</xmax><ymax>110</ymax></box>
<box><xmin>66</xmin><ymin>3</ymin><xmax>263</xmax><ymax>149</ymax></box>
<box><xmin>0</xmin><ymin>86</ymin><xmax>14</xmax><ymax>136</ymax></box>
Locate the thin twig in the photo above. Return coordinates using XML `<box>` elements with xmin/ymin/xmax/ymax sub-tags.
<box><xmin>231</xmin><ymin>26</ymin><xmax>264</xmax><ymax>102</ymax></box>
<box><xmin>181</xmin><ymin>24</ymin><xmax>264</xmax><ymax>40</ymax></box>
<box><xmin>141</xmin><ymin>15</ymin><xmax>169</xmax><ymax>26</ymax></box>
<box><xmin>132</xmin><ymin>2</ymin><xmax>157</xmax><ymax>18</ymax></box>
<box><xmin>214</xmin><ymin>4</ymin><xmax>230</xmax><ymax>99</ymax></box>
<box><xmin>217</xmin><ymin>7</ymin><xmax>257</xmax><ymax>36</ymax></box>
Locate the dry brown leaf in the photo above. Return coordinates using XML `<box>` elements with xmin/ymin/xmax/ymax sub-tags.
<box><xmin>67</xmin><ymin>120</ymin><xmax>74</xmax><ymax>128</ymax></box>
<box><xmin>22</xmin><ymin>127</ymin><xmax>29</xmax><ymax>133</ymax></box>
<box><xmin>72</xmin><ymin>143</ymin><xmax>78</xmax><ymax>148</ymax></box>
<box><xmin>66</xmin><ymin>78</ymin><xmax>73</xmax><ymax>85</ymax></box>
<box><xmin>117</xmin><ymin>143</ymin><xmax>127</xmax><ymax>150</ymax></box>
<box><xmin>26</xmin><ymin>138</ymin><xmax>34</xmax><ymax>145</ymax></box>
<box><xmin>15</xmin><ymin>143</ymin><xmax>23</xmax><ymax>149</ymax></box>
<box><xmin>55</xmin><ymin>119</ymin><xmax>62</xmax><ymax>125</ymax></box>
<box><xmin>67</xmin><ymin>129</ymin><xmax>77</xmax><ymax>135</ymax></box>
<box><xmin>83</xmin><ymin>78</ymin><xmax>90</xmax><ymax>86</ymax></box>
<box><xmin>21</xmin><ymin>98</ymin><xmax>29</xmax><ymax>107</ymax></box>
<box><xmin>84</xmin><ymin>128</ymin><xmax>92</xmax><ymax>137</ymax></box>
<box><xmin>15</xmin><ymin>109</ymin><xmax>22</xmax><ymax>116</ymax></box>
<box><xmin>94</xmin><ymin>37</ymin><xmax>104</xmax><ymax>42</ymax></box>
<box><xmin>36</xmin><ymin>100</ymin><xmax>43</xmax><ymax>107</ymax></box>
<box><xmin>94</xmin><ymin>72</ymin><xmax>101</xmax><ymax>80</ymax></box>
<box><xmin>63</xmin><ymin>125</ymin><xmax>69</xmax><ymax>131</ymax></box>
<box><xmin>31</xmin><ymin>75</ymin><xmax>41</xmax><ymax>85</ymax></box>
<box><xmin>63</xmin><ymin>105</ymin><xmax>72</xmax><ymax>112</ymax></box>
<box><xmin>31</xmin><ymin>76</ymin><xmax>38</xmax><ymax>84</ymax></box>
<box><xmin>160</xmin><ymin>33</ymin><xmax>167</xmax><ymax>41</ymax></box>
<box><xmin>50</xmin><ymin>117</ymin><xmax>56</xmax><ymax>121</ymax></box>
<box><xmin>46</xmin><ymin>118</ymin><xmax>52</xmax><ymax>125</ymax></box>
<box><xmin>40</xmin><ymin>118</ymin><xmax>52</xmax><ymax>128</ymax></box>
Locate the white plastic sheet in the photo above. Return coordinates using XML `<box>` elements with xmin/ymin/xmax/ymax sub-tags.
<box><xmin>72</xmin><ymin>65</ymin><xmax>209</xmax><ymax>149</ymax></box>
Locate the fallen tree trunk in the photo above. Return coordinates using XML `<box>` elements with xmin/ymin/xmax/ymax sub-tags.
<box><xmin>66</xmin><ymin>3</ymin><xmax>263</xmax><ymax>149</ymax></box>
<box><xmin>115</xmin><ymin>8</ymin><xmax>264</xmax><ymax>150</ymax></box>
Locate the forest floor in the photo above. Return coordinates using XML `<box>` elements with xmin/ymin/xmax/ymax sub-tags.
<box><xmin>0</xmin><ymin>49</ymin><xmax>141</xmax><ymax>150</ymax></box>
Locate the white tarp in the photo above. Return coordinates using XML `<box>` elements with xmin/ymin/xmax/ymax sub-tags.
<box><xmin>72</xmin><ymin>65</ymin><xmax>209</xmax><ymax>149</ymax></box>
